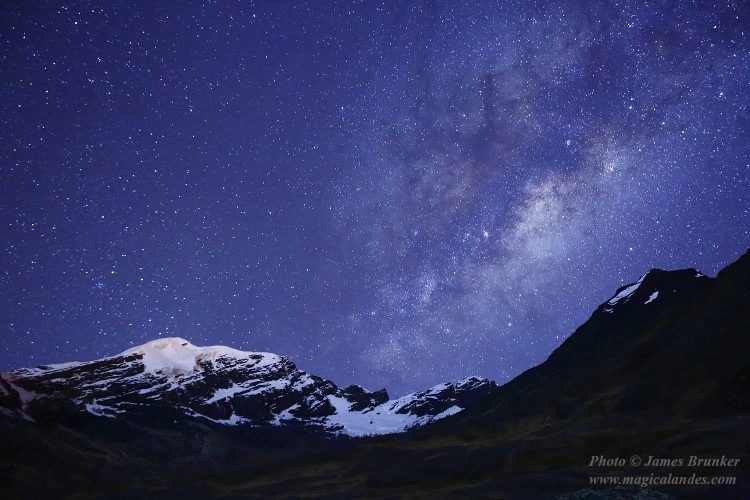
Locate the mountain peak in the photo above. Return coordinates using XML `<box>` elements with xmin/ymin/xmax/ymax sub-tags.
<box><xmin>120</xmin><ymin>337</ymin><xmax>283</xmax><ymax>376</ymax></box>
<box><xmin>600</xmin><ymin>266</ymin><xmax>708</xmax><ymax>314</ymax></box>
<box><xmin>124</xmin><ymin>336</ymin><xmax>193</xmax><ymax>350</ymax></box>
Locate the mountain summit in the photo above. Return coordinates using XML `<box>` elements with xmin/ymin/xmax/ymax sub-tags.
<box><xmin>0</xmin><ymin>337</ymin><xmax>495</xmax><ymax>436</ymax></box>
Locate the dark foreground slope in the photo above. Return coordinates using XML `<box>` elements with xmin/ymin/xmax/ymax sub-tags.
<box><xmin>1</xmin><ymin>250</ymin><xmax>749</xmax><ymax>499</ymax></box>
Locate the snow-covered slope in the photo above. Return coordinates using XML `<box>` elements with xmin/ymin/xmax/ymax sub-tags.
<box><xmin>0</xmin><ymin>338</ymin><xmax>495</xmax><ymax>436</ymax></box>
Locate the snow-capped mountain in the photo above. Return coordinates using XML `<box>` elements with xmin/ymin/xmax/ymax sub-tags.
<box><xmin>2</xmin><ymin>251</ymin><xmax>748</xmax><ymax>499</ymax></box>
<box><xmin>0</xmin><ymin>337</ymin><xmax>495</xmax><ymax>436</ymax></box>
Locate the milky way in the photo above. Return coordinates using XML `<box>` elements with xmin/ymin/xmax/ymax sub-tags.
<box><xmin>1</xmin><ymin>1</ymin><xmax>748</xmax><ymax>395</ymax></box>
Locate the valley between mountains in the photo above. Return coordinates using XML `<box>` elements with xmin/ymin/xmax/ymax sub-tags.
<box><xmin>1</xmin><ymin>250</ymin><xmax>749</xmax><ymax>499</ymax></box>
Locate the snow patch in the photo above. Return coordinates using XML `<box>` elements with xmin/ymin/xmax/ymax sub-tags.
<box><xmin>206</xmin><ymin>383</ymin><xmax>246</xmax><ymax>404</ymax></box>
<box><xmin>272</xmin><ymin>404</ymin><xmax>301</xmax><ymax>425</ymax></box>
<box><xmin>11</xmin><ymin>361</ymin><xmax>85</xmax><ymax>377</ymax></box>
<box><xmin>644</xmin><ymin>291</ymin><xmax>659</xmax><ymax>304</ymax></box>
<box><xmin>607</xmin><ymin>274</ymin><xmax>647</xmax><ymax>306</ymax></box>
<box><xmin>85</xmin><ymin>401</ymin><xmax>125</xmax><ymax>418</ymax></box>
<box><xmin>183</xmin><ymin>408</ymin><xmax>251</xmax><ymax>426</ymax></box>
<box><xmin>324</xmin><ymin>395</ymin><xmax>418</xmax><ymax>436</ymax></box>
<box><xmin>40</xmin><ymin>361</ymin><xmax>86</xmax><ymax>371</ymax></box>
<box><xmin>213</xmin><ymin>413</ymin><xmax>250</xmax><ymax>426</ymax></box>
<box><xmin>434</xmin><ymin>405</ymin><xmax>462</xmax><ymax>418</ymax></box>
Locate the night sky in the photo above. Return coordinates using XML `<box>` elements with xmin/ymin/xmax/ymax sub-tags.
<box><xmin>1</xmin><ymin>1</ymin><xmax>748</xmax><ymax>396</ymax></box>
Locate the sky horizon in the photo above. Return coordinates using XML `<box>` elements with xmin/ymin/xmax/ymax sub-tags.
<box><xmin>2</xmin><ymin>1</ymin><xmax>748</xmax><ymax>396</ymax></box>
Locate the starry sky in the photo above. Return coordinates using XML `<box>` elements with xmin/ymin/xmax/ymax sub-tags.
<box><xmin>1</xmin><ymin>1</ymin><xmax>748</xmax><ymax>396</ymax></box>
